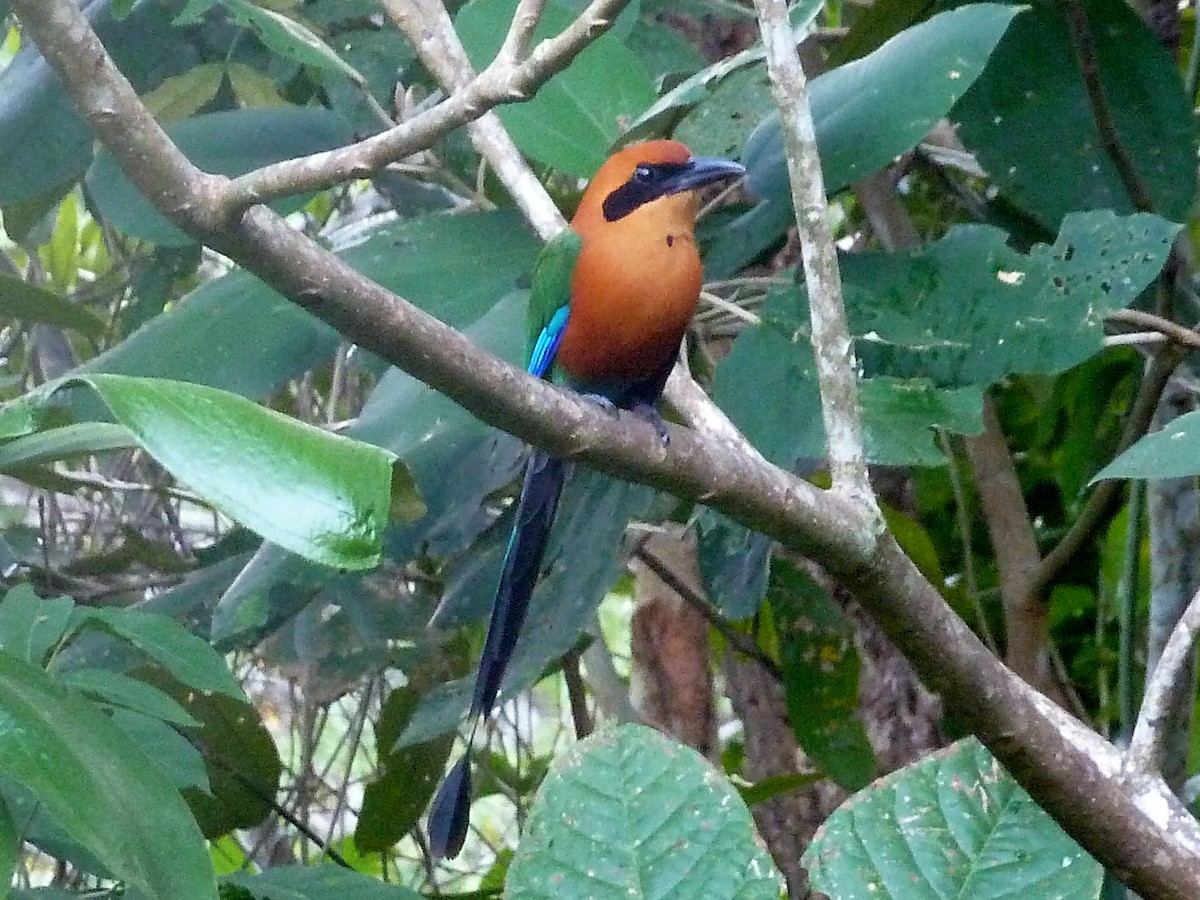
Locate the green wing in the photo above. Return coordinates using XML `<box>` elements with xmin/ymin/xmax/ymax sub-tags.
<box><xmin>525</xmin><ymin>228</ymin><xmax>583</xmax><ymax>378</ymax></box>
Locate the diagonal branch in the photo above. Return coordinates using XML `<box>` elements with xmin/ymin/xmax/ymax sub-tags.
<box><xmin>378</xmin><ymin>0</ymin><xmax>568</xmax><ymax>240</ymax></box>
<box><xmin>220</xmin><ymin>0</ymin><xmax>627</xmax><ymax>213</ymax></box>
<box><xmin>14</xmin><ymin>1</ymin><xmax>1200</xmax><ymax>896</ymax></box>
<box><xmin>1127</xmin><ymin>585</ymin><xmax>1200</xmax><ymax>775</ymax></box>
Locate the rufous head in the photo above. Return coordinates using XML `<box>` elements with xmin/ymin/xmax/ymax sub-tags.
<box><xmin>571</xmin><ymin>140</ymin><xmax>744</xmax><ymax>233</ymax></box>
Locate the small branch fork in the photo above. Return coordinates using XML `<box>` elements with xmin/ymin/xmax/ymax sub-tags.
<box><xmin>13</xmin><ymin>0</ymin><xmax>1200</xmax><ymax>895</ymax></box>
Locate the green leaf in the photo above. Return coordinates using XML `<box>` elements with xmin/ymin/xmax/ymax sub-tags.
<box><xmin>0</xmin><ymin>1</ymin><xmax>199</xmax><ymax>206</ymax></box>
<box><xmin>0</xmin><ymin>274</ymin><xmax>106</xmax><ymax>336</ymax></box>
<box><xmin>173</xmin><ymin>690</ymin><xmax>282</xmax><ymax>838</ymax></box>
<box><xmin>224</xmin><ymin>865</ymin><xmax>422</xmax><ymax>899</ymax></box>
<box><xmin>140</xmin><ymin>62</ymin><xmax>225</xmax><ymax>122</ymax></box>
<box><xmin>82</xmin><ymin>210</ymin><xmax>536</xmax><ymax>402</ymax></box>
<box><xmin>696</xmin><ymin>510</ymin><xmax>770</xmax><ymax>619</ymax></box>
<box><xmin>86</xmin><ymin>107</ymin><xmax>353</xmax><ymax>245</ymax></box>
<box><xmin>771</xmin><ymin>560</ymin><xmax>876</xmax><ymax>791</ymax></box>
<box><xmin>7</xmin><ymin>374</ymin><xmax>399</xmax><ymax>570</ymax></box>
<box><xmin>59</xmin><ymin>668</ymin><xmax>201</xmax><ymax>728</ymax></box>
<box><xmin>0</xmin><ymin>796</ymin><xmax>15</xmax><ymax>893</ymax></box>
<box><xmin>954</xmin><ymin>0</ymin><xmax>1196</xmax><ymax>228</ymax></box>
<box><xmin>0</xmin><ymin>423</ymin><xmax>137</xmax><ymax>471</ymax></box>
<box><xmin>456</xmin><ymin>0</ymin><xmax>656</xmax><ymax>177</ymax></box>
<box><xmin>0</xmin><ymin>585</ymin><xmax>73</xmax><ymax>666</ymax></box>
<box><xmin>715</xmin><ymin>212</ymin><xmax>1179</xmax><ymax>468</ymax></box>
<box><xmin>67</xmin><ymin>606</ymin><xmax>242</xmax><ymax>700</ymax></box>
<box><xmin>804</xmin><ymin>738</ymin><xmax>1104</xmax><ymax>898</ymax></box>
<box><xmin>745</xmin><ymin>4</ymin><xmax>1022</xmax><ymax>200</ymax></box>
<box><xmin>355</xmin><ymin>686</ymin><xmax>455</xmax><ymax>852</ymax></box>
<box><xmin>506</xmin><ymin>724</ymin><xmax>783</xmax><ymax>898</ymax></box>
<box><xmin>1094</xmin><ymin>409</ymin><xmax>1200</xmax><ymax>482</ymax></box>
<box><xmin>0</xmin><ymin>649</ymin><xmax>217</xmax><ymax>898</ymax></box>
<box><xmin>217</xmin><ymin>0</ymin><xmax>366</xmax><ymax>86</ymax></box>
<box><xmin>108</xmin><ymin>707</ymin><xmax>211</xmax><ymax>794</ymax></box>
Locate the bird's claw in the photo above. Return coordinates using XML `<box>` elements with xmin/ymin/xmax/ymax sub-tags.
<box><xmin>580</xmin><ymin>393</ymin><xmax>620</xmax><ymax>418</ymax></box>
<box><xmin>631</xmin><ymin>402</ymin><xmax>670</xmax><ymax>446</ymax></box>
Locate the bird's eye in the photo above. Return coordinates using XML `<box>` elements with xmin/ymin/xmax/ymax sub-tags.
<box><xmin>633</xmin><ymin>165</ymin><xmax>653</xmax><ymax>182</ymax></box>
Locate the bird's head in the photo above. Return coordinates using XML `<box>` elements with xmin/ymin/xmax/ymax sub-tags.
<box><xmin>572</xmin><ymin>140</ymin><xmax>745</xmax><ymax>232</ymax></box>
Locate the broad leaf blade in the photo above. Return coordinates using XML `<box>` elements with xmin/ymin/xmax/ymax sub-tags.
<box><xmin>805</xmin><ymin>738</ymin><xmax>1103</xmax><ymax>898</ymax></box>
<box><xmin>1095</xmin><ymin>409</ymin><xmax>1200</xmax><ymax>481</ymax></box>
<box><xmin>70</xmin><ymin>606</ymin><xmax>242</xmax><ymax>700</ymax></box>
<box><xmin>771</xmin><ymin>561</ymin><xmax>875</xmax><ymax>791</ymax></box>
<box><xmin>508</xmin><ymin>725</ymin><xmax>783</xmax><ymax>898</ymax></box>
<box><xmin>9</xmin><ymin>374</ymin><xmax>399</xmax><ymax>570</ymax></box>
<box><xmin>955</xmin><ymin>0</ymin><xmax>1195</xmax><ymax>228</ymax></box>
<box><xmin>0</xmin><ymin>585</ymin><xmax>73</xmax><ymax>666</ymax></box>
<box><xmin>0</xmin><ymin>649</ymin><xmax>217</xmax><ymax>898</ymax></box>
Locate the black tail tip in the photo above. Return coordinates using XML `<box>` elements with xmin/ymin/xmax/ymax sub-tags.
<box><xmin>428</xmin><ymin>754</ymin><xmax>473</xmax><ymax>860</ymax></box>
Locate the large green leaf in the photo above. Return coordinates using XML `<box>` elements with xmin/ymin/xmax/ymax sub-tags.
<box><xmin>954</xmin><ymin>0</ymin><xmax>1196</xmax><ymax>229</ymax></box>
<box><xmin>771</xmin><ymin>560</ymin><xmax>875</xmax><ymax>791</ymax></box>
<box><xmin>67</xmin><ymin>606</ymin><xmax>243</xmax><ymax>700</ymax></box>
<box><xmin>456</xmin><ymin>0</ymin><xmax>656</xmax><ymax>177</ymax></box>
<box><xmin>0</xmin><ymin>0</ymin><xmax>200</xmax><ymax>206</ymax></box>
<box><xmin>209</xmin><ymin>290</ymin><xmax>532</xmax><ymax>645</ymax></box>
<box><xmin>0</xmin><ymin>423</ymin><xmax>136</xmax><ymax>472</ymax></box>
<box><xmin>506</xmin><ymin>724</ymin><xmax>783</xmax><ymax>898</ymax></box>
<box><xmin>0</xmin><ymin>648</ymin><xmax>217</xmax><ymax>898</ymax></box>
<box><xmin>805</xmin><ymin>738</ymin><xmax>1103</xmax><ymax>898</ymax></box>
<box><xmin>715</xmin><ymin>211</ymin><xmax>1179</xmax><ymax>467</ymax></box>
<box><xmin>0</xmin><ymin>585</ymin><xmax>73</xmax><ymax>667</ymax></box>
<box><xmin>0</xmin><ymin>374</ymin><xmax>399</xmax><ymax>569</ymax></box>
<box><xmin>86</xmin><ymin>107</ymin><xmax>354</xmax><ymax>245</ymax></box>
<box><xmin>706</xmin><ymin>4</ymin><xmax>1021</xmax><ymax>276</ymax></box>
<box><xmin>81</xmin><ymin>210</ymin><xmax>538</xmax><ymax>401</ymax></box>
<box><xmin>1094</xmin><ymin>409</ymin><xmax>1200</xmax><ymax>482</ymax></box>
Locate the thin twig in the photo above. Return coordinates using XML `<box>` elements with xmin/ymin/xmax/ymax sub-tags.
<box><xmin>1030</xmin><ymin>342</ymin><xmax>1183</xmax><ymax>597</ymax></box>
<box><xmin>1058</xmin><ymin>0</ymin><xmax>1157</xmax><ymax>213</ymax></box>
<box><xmin>562</xmin><ymin>648</ymin><xmax>594</xmax><ymax>738</ymax></box>
<box><xmin>1107</xmin><ymin>309</ymin><xmax>1200</xmax><ymax>352</ymax></box>
<box><xmin>633</xmin><ymin>542</ymin><xmax>783</xmax><ymax>682</ymax></box>
<box><xmin>224</xmin><ymin>0</ymin><xmax>630</xmax><ymax>213</ymax></box>
<box><xmin>1127</xmin><ymin>585</ymin><xmax>1200</xmax><ymax>774</ymax></box>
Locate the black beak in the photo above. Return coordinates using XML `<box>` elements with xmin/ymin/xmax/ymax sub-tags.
<box><xmin>603</xmin><ymin>156</ymin><xmax>745</xmax><ymax>222</ymax></box>
<box><xmin>661</xmin><ymin>156</ymin><xmax>747</xmax><ymax>196</ymax></box>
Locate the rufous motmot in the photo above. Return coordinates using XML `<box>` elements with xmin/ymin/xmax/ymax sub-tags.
<box><xmin>427</xmin><ymin>140</ymin><xmax>745</xmax><ymax>859</ymax></box>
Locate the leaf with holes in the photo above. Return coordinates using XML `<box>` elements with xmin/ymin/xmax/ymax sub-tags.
<box><xmin>714</xmin><ymin>211</ymin><xmax>1178</xmax><ymax>468</ymax></box>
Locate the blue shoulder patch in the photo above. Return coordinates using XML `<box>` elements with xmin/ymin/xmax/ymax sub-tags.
<box><xmin>528</xmin><ymin>305</ymin><xmax>569</xmax><ymax>378</ymax></box>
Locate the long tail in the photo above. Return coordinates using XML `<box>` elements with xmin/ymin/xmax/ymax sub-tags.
<box><xmin>427</xmin><ymin>450</ymin><xmax>569</xmax><ymax>859</ymax></box>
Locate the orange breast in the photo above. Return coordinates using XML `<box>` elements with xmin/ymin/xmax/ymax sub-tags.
<box><xmin>556</xmin><ymin>202</ymin><xmax>703</xmax><ymax>384</ymax></box>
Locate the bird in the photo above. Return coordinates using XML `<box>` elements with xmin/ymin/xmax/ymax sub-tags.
<box><xmin>426</xmin><ymin>140</ymin><xmax>745</xmax><ymax>859</ymax></box>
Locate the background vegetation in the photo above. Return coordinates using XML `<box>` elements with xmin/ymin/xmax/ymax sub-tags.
<box><xmin>0</xmin><ymin>0</ymin><xmax>1198</xmax><ymax>897</ymax></box>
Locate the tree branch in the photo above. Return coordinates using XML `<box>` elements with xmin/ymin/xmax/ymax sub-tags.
<box><xmin>222</xmin><ymin>0</ymin><xmax>628</xmax><ymax>214</ymax></box>
<box><xmin>751</xmin><ymin>0</ymin><xmax>874</xmax><ymax>506</ymax></box>
<box><xmin>1127</xmin><ymin>585</ymin><xmax>1200</xmax><ymax>776</ymax></box>
<box><xmin>16</xmin><ymin>1</ymin><xmax>1200</xmax><ymax>895</ymax></box>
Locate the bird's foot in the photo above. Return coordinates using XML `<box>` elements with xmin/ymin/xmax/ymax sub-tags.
<box><xmin>630</xmin><ymin>402</ymin><xmax>670</xmax><ymax>446</ymax></box>
<box><xmin>579</xmin><ymin>392</ymin><xmax>620</xmax><ymax>418</ymax></box>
